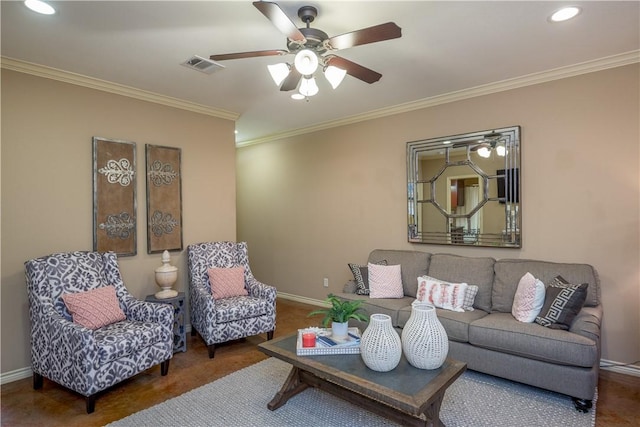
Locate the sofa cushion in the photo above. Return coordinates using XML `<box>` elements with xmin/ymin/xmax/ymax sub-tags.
<box><xmin>534</xmin><ymin>276</ymin><xmax>588</xmax><ymax>330</ymax></box>
<box><xmin>94</xmin><ymin>320</ymin><xmax>166</xmax><ymax>364</ymax></box>
<box><xmin>416</xmin><ymin>275</ymin><xmax>468</xmax><ymax>312</ymax></box>
<box><xmin>368</xmin><ymin>263</ymin><xmax>404</xmax><ymax>298</ymax></box>
<box><xmin>336</xmin><ymin>292</ymin><xmax>413</xmax><ymax>327</ymax></box>
<box><xmin>493</xmin><ymin>259</ymin><xmax>599</xmax><ymax>312</ymax></box>
<box><xmin>208</xmin><ymin>267</ymin><xmax>248</xmax><ymax>299</ymax></box>
<box><xmin>348</xmin><ymin>260</ymin><xmax>387</xmax><ymax>295</ymax></box>
<box><xmin>468</xmin><ymin>313</ymin><xmax>598</xmax><ymax>367</ymax></box>
<box><xmin>511</xmin><ymin>272</ymin><xmax>546</xmax><ymax>322</ymax></box>
<box><xmin>427</xmin><ymin>254</ymin><xmax>495</xmax><ymax>312</ymax></box>
<box><xmin>62</xmin><ymin>285</ymin><xmax>126</xmax><ymax>330</ymax></box>
<box><xmin>398</xmin><ymin>306</ymin><xmax>488</xmax><ymax>342</ymax></box>
<box><xmin>215</xmin><ymin>295</ymin><xmax>268</xmax><ymax>323</ymax></box>
<box><xmin>368</xmin><ymin>250</ymin><xmax>430</xmax><ymax>298</ymax></box>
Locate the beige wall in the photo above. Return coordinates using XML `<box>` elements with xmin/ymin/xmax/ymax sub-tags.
<box><xmin>1</xmin><ymin>70</ymin><xmax>237</xmax><ymax>373</ymax></box>
<box><xmin>237</xmin><ymin>64</ymin><xmax>640</xmax><ymax>364</ymax></box>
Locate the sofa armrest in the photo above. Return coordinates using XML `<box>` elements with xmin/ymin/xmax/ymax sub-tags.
<box><xmin>120</xmin><ymin>292</ymin><xmax>174</xmax><ymax>329</ymax></box>
<box><xmin>343</xmin><ymin>279</ymin><xmax>358</xmax><ymax>294</ymax></box>
<box><xmin>570</xmin><ymin>305</ymin><xmax>602</xmax><ymax>343</ymax></box>
<box><xmin>246</xmin><ymin>277</ymin><xmax>277</xmax><ymax>307</ymax></box>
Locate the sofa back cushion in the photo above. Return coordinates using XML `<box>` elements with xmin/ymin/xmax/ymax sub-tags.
<box><xmin>493</xmin><ymin>259</ymin><xmax>600</xmax><ymax>312</ymax></box>
<box><xmin>368</xmin><ymin>250</ymin><xmax>430</xmax><ymax>298</ymax></box>
<box><xmin>427</xmin><ymin>254</ymin><xmax>495</xmax><ymax>312</ymax></box>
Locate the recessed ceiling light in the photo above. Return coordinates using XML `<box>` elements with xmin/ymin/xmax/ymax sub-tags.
<box><xmin>291</xmin><ymin>93</ymin><xmax>305</xmax><ymax>100</ymax></box>
<box><xmin>24</xmin><ymin>0</ymin><xmax>56</xmax><ymax>15</ymax></box>
<box><xmin>549</xmin><ymin>6</ymin><xmax>581</xmax><ymax>22</ymax></box>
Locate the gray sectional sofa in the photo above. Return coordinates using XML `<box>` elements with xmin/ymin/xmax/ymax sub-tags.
<box><xmin>337</xmin><ymin>249</ymin><xmax>602</xmax><ymax>412</ymax></box>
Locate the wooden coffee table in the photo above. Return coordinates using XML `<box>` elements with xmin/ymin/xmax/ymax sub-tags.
<box><xmin>258</xmin><ymin>333</ymin><xmax>466</xmax><ymax>427</ymax></box>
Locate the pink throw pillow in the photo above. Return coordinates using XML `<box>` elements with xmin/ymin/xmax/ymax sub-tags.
<box><xmin>416</xmin><ymin>276</ymin><xmax>468</xmax><ymax>312</ymax></box>
<box><xmin>512</xmin><ymin>272</ymin><xmax>546</xmax><ymax>322</ymax></box>
<box><xmin>62</xmin><ymin>285</ymin><xmax>126</xmax><ymax>330</ymax></box>
<box><xmin>368</xmin><ymin>263</ymin><xmax>404</xmax><ymax>298</ymax></box>
<box><xmin>207</xmin><ymin>267</ymin><xmax>248</xmax><ymax>299</ymax></box>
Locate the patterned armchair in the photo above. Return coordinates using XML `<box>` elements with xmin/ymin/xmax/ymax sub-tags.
<box><xmin>25</xmin><ymin>251</ymin><xmax>174</xmax><ymax>413</ymax></box>
<box><xmin>187</xmin><ymin>241</ymin><xmax>276</xmax><ymax>358</ymax></box>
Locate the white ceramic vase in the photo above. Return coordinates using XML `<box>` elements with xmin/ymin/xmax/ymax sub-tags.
<box><xmin>360</xmin><ymin>313</ymin><xmax>402</xmax><ymax>372</ymax></box>
<box><xmin>401</xmin><ymin>301</ymin><xmax>449</xmax><ymax>369</ymax></box>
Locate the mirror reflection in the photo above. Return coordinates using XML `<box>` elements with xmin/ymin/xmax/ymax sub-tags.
<box><xmin>407</xmin><ymin>126</ymin><xmax>521</xmax><ymax>247</ymax></box>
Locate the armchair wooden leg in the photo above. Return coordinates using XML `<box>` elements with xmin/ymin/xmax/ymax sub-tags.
<box><xmin>161</xmin><ymin>360</ymin><xmax>170</xmax><ymax>376</ymax></box>
<box><xmin>207</xmin><ymin>344</ymin><xmax>216</xmax><ymax>359</ymax></box>
<box><xmin>267</xmin><ymin>330</ymin><xmax>274</xmax><ymax>340</ymax></box>
<box><xmin>33</xmin><ymin>372</ymin><xmax>43</xmax><ymax>390</ymax></box>
<box><xmin>86</xmin><ymin>395</ymin><xmax>96</xmax><ymax>414</ymax></box>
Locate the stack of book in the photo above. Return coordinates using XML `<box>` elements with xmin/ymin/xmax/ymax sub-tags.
<box><xmin>296</xmin><ymin>327</ymin><xmax>361</xmax><ymax>356</ymax></box>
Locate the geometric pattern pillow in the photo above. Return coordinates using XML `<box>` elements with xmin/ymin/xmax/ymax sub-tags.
<box><xmin>348</xmin><ymin>260</ymin><xmax>387</xmax><ymax>295</ymax></box>
<box><xmin>463</xmin><ymin>285</ymin><xmax>479</xmax><ymax>312</ymax></box>
<box><xmin>368</xmin><ymin>263</ymin><xmax>404</xmax><ymax>298</ymax></box>
<box><xmin>207</xmin><ymin>267</ymin><xmax>248</xmax><ymax>299</ymax></box>
<box><xmin>416</xmin><ymin>275</ymin><xmax>468</xmax><ymax>312</ymax></box>
<box><xmin>512</xmin><ymin>272</ymin><xmax>546</xmax><ymax>322</ymax></box>
<box><xmin>61</xmin><ymin>285</ymin><xmax>126</xmax><ymax>330</ymax></box>
<box><xmin>534</xmin><ymin>275</ymin><xmax>588</xmax><ymax>330</ymax></box>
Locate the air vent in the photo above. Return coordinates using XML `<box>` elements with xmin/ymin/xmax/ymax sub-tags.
<box><xmin>180</xmin><ymin>55</ymin><xmax>225</xmax><ymax>74</ymax></box>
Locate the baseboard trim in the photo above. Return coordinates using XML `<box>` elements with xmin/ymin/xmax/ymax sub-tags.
<box><xmin>276</xmin><ymin>292</ymin><xmax>327</xmax><ymax>307</ymax></box>
<box><xmin>1</xmin><ymin>366</ymin><xmax>32</xmax><ymax>385</ymax></box>
<box><xmin>600</xmin><ymin>359</ymin><xmax>640</xmax><ymax>377</ymax></box>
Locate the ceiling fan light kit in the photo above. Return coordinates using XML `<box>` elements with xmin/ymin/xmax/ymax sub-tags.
<box><xmin>294</xmin><ymin>49</ymin><xmax>319</xmax><ymax>75</ymax></box>
<box><xmin>209</xmin><ymin>1</ymin><xmax>402</xmax><ymax>101</ymax></box>
<box><xmin>324</xmin><ymin>65</ymin><xmax>347</xmax><ymax>89</ymax></box>
<box><xmin>268</xmin><ymin>63</ymin><xmax>290</xmax><ymax>86</ymax></box>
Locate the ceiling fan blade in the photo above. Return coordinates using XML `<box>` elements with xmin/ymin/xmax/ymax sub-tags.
<box><xmin>327</xmin><ymin>22</ymin><xmax>402</xmax><ymax>51</ymax></box>
<box><xmin>325</xmin><ymin>56</ymin><xmax>382</xmax><ymax>84</ymax></box>
<box><xmin>253</xmin><ymin>1</ymin><xmax>306</xmax><ymax>43</ymax></box>
<box><xmin>210</xmin><ymin>50</ymin><xmax>288</xmax><ymax>61</ymax></box>
<box><xmin>279</xmin><ymin>68</ymin><xmax>302</xmax><ymax>91</ymax></box>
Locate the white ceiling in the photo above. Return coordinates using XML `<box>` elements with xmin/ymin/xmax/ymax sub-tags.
<box><xmin>2</xmin><ymin>1</ymin><xmax>639</xmax><ymax>144</ymax></box>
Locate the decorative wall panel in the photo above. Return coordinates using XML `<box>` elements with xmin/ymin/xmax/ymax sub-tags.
<box><xmin>93</xmin><ymin>137</ymin><xmax>137</xmax><ymax>256</ymax></box>
<box><xmin>146</xmin><ymin>144</ymin><xmax>183</xmax><ymax>253</ymax></box>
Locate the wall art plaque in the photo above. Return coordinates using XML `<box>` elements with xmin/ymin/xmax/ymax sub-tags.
<box><xmin>93</xmin><ymin>137</ymin><xmax>137</xmax><ymax>256</ymax></box>
<box><xmin>146</xmin><ymin>144</ymin><xmax>183</xmax><ymax>254</ymax></box>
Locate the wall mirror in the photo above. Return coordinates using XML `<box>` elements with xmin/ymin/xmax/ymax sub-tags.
<box><xmin>407</xmin><ymin>126</ymin><xmax>521</xmax><ymax>247</ymax></box>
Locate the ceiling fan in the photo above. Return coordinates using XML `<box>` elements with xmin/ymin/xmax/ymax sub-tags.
<box><xmin>209</xmin><ymin>1</ymin><xmax>402</xmax><ymax>96</ymax></box>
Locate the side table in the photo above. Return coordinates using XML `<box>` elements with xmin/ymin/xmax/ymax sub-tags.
<box><xmin>145</xmin><ymin>292</ymin><xmax>186</xmax><ymax>353</ymax></box>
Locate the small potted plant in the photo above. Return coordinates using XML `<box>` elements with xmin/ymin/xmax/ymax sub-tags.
<box><xmin>308</xmin><ymin>293</ymin><xmax>369</xmax><ymax>339</ymax></box>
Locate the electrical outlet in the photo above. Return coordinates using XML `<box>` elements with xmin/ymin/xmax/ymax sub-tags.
<box><xmin>323</xmin><ymin>277</ymin><xmax>329</xmax><ymax>288</ymax></box>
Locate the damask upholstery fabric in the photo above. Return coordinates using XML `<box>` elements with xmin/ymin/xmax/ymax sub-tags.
<box><xmin>187</xmin><ymin>242</ymin><xmax>277</xmax><ymax>348</ymax></box>
<box><xmin>25</xmin><ymin>251</ymin><xmax>174</xmax><ymax>401</ymax></box>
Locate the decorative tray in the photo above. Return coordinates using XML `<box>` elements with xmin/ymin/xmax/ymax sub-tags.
<box><xmin>296</xmin><ymin>327</ymin><xmax>361</xmax><ymax>356</ymax></box>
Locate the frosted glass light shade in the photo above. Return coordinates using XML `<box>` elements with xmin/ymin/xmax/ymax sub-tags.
<box><xmin>294</xmin><ymin>49</ymin><xmax>319</xmax><ymax>75</ymax></box>
<box><xmin>24</xmin><ymin>0</ymin><xmax>55</xmax><ymax>14</ymax></box>
<box><xmin>550</xmin><ymin>6</ymin><xmax>580</xmax><ymax>22</ymax></box>
<box><xmin>496</xmin><ymin>145</ymin><xmax>506</xmax><ymax>157</ymax></box>
<box><xmin>324</xmin><ymin>65</ymin><xmax>347</xmax><ymax>89</ymax></box>
<box><xmin>267</xmin><ymin>63</ymin><xmax>290</xmax><ymax>86</ymax></box>
<box><xmin>299</xmin><ymin>77</ymin><xmax>319</xmax><ymax>97</ymax></box>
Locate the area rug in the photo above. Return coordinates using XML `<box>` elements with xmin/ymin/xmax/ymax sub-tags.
<box><xmin>106</xmin><ymin>357</ymin><xmax>596</xmax><ymax>427</ymax></box>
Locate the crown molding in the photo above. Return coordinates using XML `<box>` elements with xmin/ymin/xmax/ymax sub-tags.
<box><xmin>0</xmin><ymin>57</ymin><xmax>240</xmax><ymax>121</ymax></box>
<box><xmin>237</xmin><ymin>50</ymin><xmax>640</xmax><ymax>147</ymax></box>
